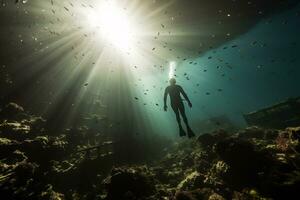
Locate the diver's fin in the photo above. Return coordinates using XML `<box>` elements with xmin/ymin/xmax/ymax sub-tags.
<box><xmin>179</xmin><ymin>127</ymin><xmax>186</xmax><ymax>137</ymax></box>
<box><xmin>187</xmin><ymin>127</ymin><xmax>195</xmax><ymax>138</ymax></box>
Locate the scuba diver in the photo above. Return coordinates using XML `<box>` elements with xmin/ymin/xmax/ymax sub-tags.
<box><xmin>164</xmin><ymin>78</ymin><xmax>195</xmax><ymax>138</ymax></box>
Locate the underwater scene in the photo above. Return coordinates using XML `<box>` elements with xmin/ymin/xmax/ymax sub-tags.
<box><xmin>0</xmin><ymin>0</ymin><xmax>300</xmax><ymax>199</ymax></box>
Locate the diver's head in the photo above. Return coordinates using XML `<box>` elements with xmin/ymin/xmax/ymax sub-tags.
<box><xmin>169</xmin><ymin>78</ymin><xmax>176</xmax><ymax>85</ymax></box>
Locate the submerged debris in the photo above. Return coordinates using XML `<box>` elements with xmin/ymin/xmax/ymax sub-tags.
<box><xmin>244</xmin><ymin>97</ymin><xmax>300</xmax><ymax>129</ymax></box>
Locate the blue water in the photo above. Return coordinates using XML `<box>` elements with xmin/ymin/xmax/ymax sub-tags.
<box><xmin>137</xmin><ymin>4</ymin><xmax>300</xmax><ymax>137</ymax></box>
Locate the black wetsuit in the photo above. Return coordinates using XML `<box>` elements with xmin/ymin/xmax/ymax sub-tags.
<box><xmin>164</xmin><ymin>84</ymin><xmax>191</xmax><ymax>127</ymax></box>
<box><xmin>165</xmin><ymin>85</ymin><xmax>185</xmax><ymax>113</ymax></box>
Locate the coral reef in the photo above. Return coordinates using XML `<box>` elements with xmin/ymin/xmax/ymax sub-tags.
<box><xmin>0</xmin><ymin>103</ymin><xmax>300</xmax><ymax>199</ymax></box>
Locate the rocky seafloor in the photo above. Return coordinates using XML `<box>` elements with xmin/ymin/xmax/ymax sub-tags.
<box><xmin>0</xmin><ymin>103</ymin><xmax>300</xmax><ymax>200</ymax></box>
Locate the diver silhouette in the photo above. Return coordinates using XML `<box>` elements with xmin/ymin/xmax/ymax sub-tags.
<box><xmin>164</xmin><ymin>78</ymin><xmax>195</xmax><ymax>138</ymax></box>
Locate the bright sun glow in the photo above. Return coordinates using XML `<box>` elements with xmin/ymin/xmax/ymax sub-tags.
<box><xmin>87</xmin><ymin>2</ymin><xmax>136</xmax><ymax>51</ymax></box>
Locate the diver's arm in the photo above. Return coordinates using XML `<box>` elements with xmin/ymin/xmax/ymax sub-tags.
<box><xmin>163</xmin><ymin>87</ymin><xmax>168</xmax><ymax>111</ymax></box>
<box><xmin>180</xmin><ymin>86</ymin><xmax>192</xmax><ymax>107</ymax></box>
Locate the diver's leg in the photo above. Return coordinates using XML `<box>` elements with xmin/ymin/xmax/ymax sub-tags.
<box><xmin>179</xmin><ymin>102</ymin><xmax>195</xmax><ymax>138</ymax></box>
<box><xmin>178</xmin><ymin>102</ymin><xmax>189</xmax><ymax>128</ymax></box>
<box><xmin>172</xmin><ymin>105</ymin><xmax>186</xmax><ymax>136</ymax></box>
<box><xmin>172</xmin><ymin>106</ymin><xmax>181</xmax><ymax>126</ymax></box>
